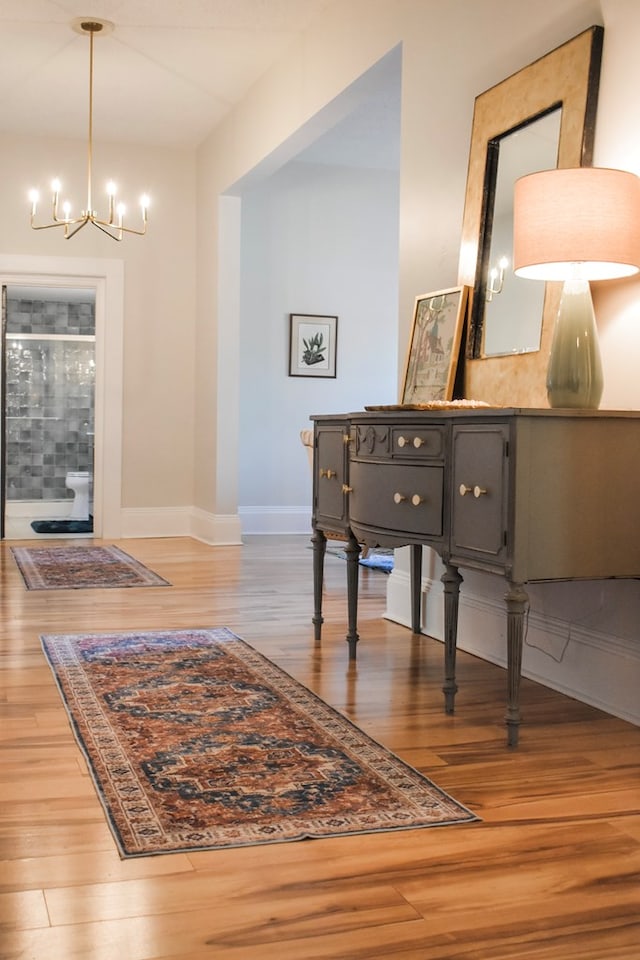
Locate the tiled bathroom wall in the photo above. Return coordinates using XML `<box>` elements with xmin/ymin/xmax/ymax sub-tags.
<box><xmin>5</xmin><ymin>297</ymin><xmax>95</xmax><ymax>502</ymax></box>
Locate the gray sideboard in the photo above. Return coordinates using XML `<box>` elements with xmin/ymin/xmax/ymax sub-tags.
<box><xmin>311</xmin><ymin>408</ymin><xmax>640</xmax><ymax>746</ymax></box>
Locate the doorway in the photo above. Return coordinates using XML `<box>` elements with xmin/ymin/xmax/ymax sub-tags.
<box><xmin>0</xmin><ymin>254</ymin><xmax>125</xmax><ymax>540</ymax></box>
<box><xmin>2</xmin><ymin>284</ymin><xmax>96</xmax><ymax>539</ymax></box>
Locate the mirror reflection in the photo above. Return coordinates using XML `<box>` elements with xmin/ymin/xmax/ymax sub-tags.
<box><xmin>482</xmin><ymin>107</ymin><xmax>562</xmax><ymax>357</ymax></box>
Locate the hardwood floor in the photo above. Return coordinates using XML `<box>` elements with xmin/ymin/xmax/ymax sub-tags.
<box><xmin>1</xmin><ymin>534</ymin><xmax>638</xmax><ymax>959</ymax></box>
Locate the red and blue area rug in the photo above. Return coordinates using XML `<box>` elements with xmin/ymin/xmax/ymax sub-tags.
<box><xmin>40</xmin><ymin>627</ymin><xmax>478</xmax><ymax>857</ymax></box>
<box><xmin>11</xmin><ymin>544</ymin><xmax>170</xmax><ymax>590</ymax></box>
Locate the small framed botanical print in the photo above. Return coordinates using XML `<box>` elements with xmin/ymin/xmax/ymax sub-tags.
<box><xmin>288</xmin><ymin>314</ymin><xmax>337</xmax><ymax>378</ymax></box>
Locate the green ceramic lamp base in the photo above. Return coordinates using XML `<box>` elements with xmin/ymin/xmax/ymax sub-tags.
<box><xmin>546</xmin><ymin>278</ymin><xmax>603</xmax><ymax>409</ymax></box>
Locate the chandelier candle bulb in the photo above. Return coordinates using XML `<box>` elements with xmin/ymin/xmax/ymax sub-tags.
<box><xmin>106</xmin><ymin>181</ymin><xmax>116</xmax><ymax>222</ymax></box>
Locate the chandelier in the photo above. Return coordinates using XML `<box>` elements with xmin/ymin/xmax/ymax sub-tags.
<box><xmin>29</xmin><ymin>18</ymin><xmax>149</xmax><ymax>241</ymax></box>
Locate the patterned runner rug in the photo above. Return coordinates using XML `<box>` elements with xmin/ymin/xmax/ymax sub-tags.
<box><xmin>12</xmin><ymin>544</ymin><xmax>170</xmax><ymax>590</ymax></box>
<box><xmin>41</xmin><ymin>627</ymin><xmax>478</xmax><ymax>857</ymax></box>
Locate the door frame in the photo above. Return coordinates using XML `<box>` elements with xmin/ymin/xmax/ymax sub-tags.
<box><xmin>0</xmin><ymin>255</ymin><xmax>124</xmax><ymax>539</ymax></box>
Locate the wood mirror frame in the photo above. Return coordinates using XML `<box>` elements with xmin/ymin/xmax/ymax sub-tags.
<box><xmin>458</xmin><ymin>25</ymin><xmax>604</xmax><ymax>406</ymax></box>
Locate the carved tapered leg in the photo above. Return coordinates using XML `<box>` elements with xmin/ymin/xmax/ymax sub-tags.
<box><xmin>311</xmin><ymin>528</ymin><xmax>327</xmax><ymax>643</ymax></box>
<box><xmin>410</xmin><ymin>544</ymin><xmax>422</xmax><ymax>634</ymax></box>
<box><xmin>504</xmin><ymin>581</ymin><xmax>529</xmax><ymax>747</ymax></box>
<box><xmin>441</xmin><ymin>563</ymin><xmax>463</xmax><ymax>714</ymax></box>
<box><xmin>344</xmin><ymin>533</ymin><xmax>361</xmax><ymax>659</ymax></box>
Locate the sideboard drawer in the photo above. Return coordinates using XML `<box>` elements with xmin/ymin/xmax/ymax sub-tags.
<box><xmin>350</xmin><ymin>461</ymin><xmax>444</xmax><ymax>538</ymax></box>
<box><xmin>391</xmin><ymin>425</ymin><xmax>444</xmax><ymax>459</ymax></box>
<box><xmin>354</xmin><ymin>422</ymin><xmax>445</xmax><ymax>461</ymax></box>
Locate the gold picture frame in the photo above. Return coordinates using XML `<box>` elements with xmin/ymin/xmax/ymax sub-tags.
<box><xmin>401</xmin><ymin>287</ymin><xmax>468</xmax><ymax>404</ymax></box>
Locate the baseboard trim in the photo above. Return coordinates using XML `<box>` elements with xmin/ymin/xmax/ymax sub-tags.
<box><xmin>120</xmin><ymin>507</ymin><xmax>243</xmax><ymax>545</ymax></box>
<box><xmin>190</xmin><ymin>508</ymin><xmax>243</xmax><ymax>545</ymax></box>
<box><xmin>238</xmin><ymin>505</ymin><xmax>312</xmax><ymax>536</ymax></box>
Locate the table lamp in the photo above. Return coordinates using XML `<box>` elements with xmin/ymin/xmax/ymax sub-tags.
<box><xmin>513</xmin><ymin>167</ymin><xmax>640</xmax><ymax>408</ymax></box>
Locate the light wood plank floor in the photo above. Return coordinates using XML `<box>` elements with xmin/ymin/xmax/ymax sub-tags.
<box><xmin>1</xmin><ymin>534</ymin><xmax>639</xmax><ymax>959</ymax></box>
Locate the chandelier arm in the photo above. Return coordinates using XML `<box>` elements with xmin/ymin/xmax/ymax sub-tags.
<box><xmin>52</xmin><ymin>213</ymin><xmax>86</xmax><ymax>225</ymax></box>
<box><xmin>64</xmin><ymin>219</ymin><xmax>90</xmax><ymax>240</ymax></box>
<box><xmin>91</xmin><ymin>220</ymin><xmax>123</xmax><ymax>241</ymax></box>
<box><xmin>31</xmin><ymin>211</ymin><xmax>90</xmax><ymax>229</ymax></box>
<box><xmin>92</xmin><ymin>216</ymin><xmax>148</xmax><ymax>237</ymax></box>
<box><xmin>111</xmin><ymin>222</ymin><xmax>148</xmax><ymax>237</ymax></box>
<box><xmin>30</xmin><ymin>220</ymin><xmax>71</xmax><ymax>232</ymax></box>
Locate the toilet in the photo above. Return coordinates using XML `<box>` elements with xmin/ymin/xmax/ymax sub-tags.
<box><xmin>65</xmin><ymin>471</ymin><xmax>91</xmax><ymax>520</ymax></box>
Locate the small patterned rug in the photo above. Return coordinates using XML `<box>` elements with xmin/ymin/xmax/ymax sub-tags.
<box><xmin>40</xmin><ymin>627</ymin><xmax>478</xmax><ymax>857</ymax></box>
<box><xmin>12</xmin><ymin>544</ymin><xmax>170</xmax><ymax>590</ymax></box>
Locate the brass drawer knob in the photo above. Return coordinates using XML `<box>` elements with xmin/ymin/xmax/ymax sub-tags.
<box><xmin>411</xmin><ymin>494</ymin><xmax>425</xmax><ymax>506</ymax></box>
<box><xmin>393</xmin><ymin>492</ymin><xmax>407</xmax><ymax>503</ymax></box>
<box><xmin>473</xmin><ymin>485</ymin><xmax>487</xmax><ymax>498</ymax></box>
<box><xmin>342</xmin><ymin>484</ymin><xmax>353</xmax><ymax>494</ymax></box>
<box><xmin>398</xmin><ymin>435</ymin><xmax>425</xmax><ymax>449</ymax></box>
<box><xmin>459</xmin><ymin>483</ymin><xmax>472</xmax><ymax>496</ymax></box>
<box><xmin>320</xmin><ymin>468</ymin><xmax>337</xmax><ymax>479</ymax></box>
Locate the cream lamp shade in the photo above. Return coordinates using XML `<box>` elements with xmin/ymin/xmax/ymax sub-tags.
<box><xmin>512</xmin><ymin>167</ymin><xmax>640</xmax><ymax>409</ymax></box>
<box><xmin>514</xmin><ymin>167</ymin><xmax>640</xmax><ymax>281</ymax></box>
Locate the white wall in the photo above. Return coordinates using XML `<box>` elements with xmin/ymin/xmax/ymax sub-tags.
<box><xmin>238</xmin><ymin>160</ymin><xmax>399</xmax><ymax>534</ymax></box>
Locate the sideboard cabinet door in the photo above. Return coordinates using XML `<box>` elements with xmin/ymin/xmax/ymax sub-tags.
<box><xmin>314</xmin><ymin>423</ymin><xmax>349</xmax><ymax>533</ymax></box>
<box><xmin>450</xmin><ymin>423</ymin><xmax>510</xmax><ymax>570</ymax></box>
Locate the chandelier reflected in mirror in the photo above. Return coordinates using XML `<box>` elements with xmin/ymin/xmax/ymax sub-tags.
<box><xmin>29</xmin><ymin>18</ymin><xmax>149</xmax><ymax>241</ymax></box>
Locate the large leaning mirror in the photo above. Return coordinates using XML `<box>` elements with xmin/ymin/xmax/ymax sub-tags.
<box><xmin>459</xmin><ymin>25</ymin><xmax>604</xmax><ymax>406</ymax></box>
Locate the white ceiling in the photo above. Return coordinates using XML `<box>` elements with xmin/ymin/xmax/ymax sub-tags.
<box><xmin>0</xmin><ymin>0</ymin><xmax>339</xmax><ymax>148</ymax></box>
